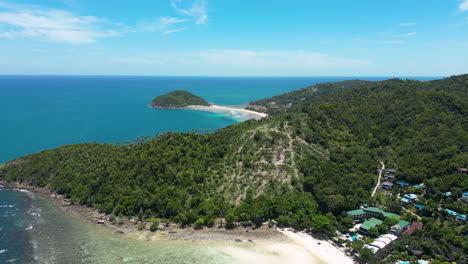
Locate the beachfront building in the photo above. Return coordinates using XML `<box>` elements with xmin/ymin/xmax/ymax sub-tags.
<box><xmin>347</xmin><ymin>209</ymin><xmax>365</xmax><ymax>220</ymax></box>
<box><xmin>402</xmin><ymin>222</ymin><xmax>424</xmax><ymax>236</ymax></box>
<box><xmin>359</xmin><ymin>218</ymin><xmax>383</xmax><ymax>234</ymax></box>
<box><xmin>364</xmin><ymin>234</ymin><xmax>398</xmax><ymax>253</ymax></box>
<box><xmin>391</xmin><ymin>220</ymin><xmax>410</xmax><ymax>236</ymax></box>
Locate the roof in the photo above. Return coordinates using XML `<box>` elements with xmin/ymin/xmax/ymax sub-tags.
<box><xmin>445</xmin><ymin>209</ymin><xmax>458</xmax><ymax>216</ymax></box>
<box><xmin>404</xmin><ymin>194</ymin><xmax>418</xmax><ymax>200</ymax></box>
<box><xmin>382</xmin><ymin>212</ymin><xmax>400</xmax><ymax>219</ymax></box>
<box><xmin>414</xmin><ymin>204</ymin><xmax>425</xmax><ymax>209</ymax></box>
<box><xmin>364</xmin><ymin>207</ymin><xmax>385</xmax><ymax>214</ymax></box>
<box><xmin>444</xmin><ymin>191</ymin><xmax>452</xmax><ymax>196</ymax></box>
<box><xmin>384</xmin><ymin>174</ymin><xmax>395</xmax><ymax>178</ymax></box>
<box><xmin>401</xmin><ymin>198</ymin><xmax>411</xmax><ymax>203</ymax></box>
<box><xmin>347</xmin><ymin>209</ymin><xmax>365</xmax><ymax>216</ymax></box>
<box><xmin>458</xmin><ymin>168</ymin><xmax>467</xmax><ymax>172</ymax></box>
<box><xmin>393</xmin><ymin>220</ymin><xmax>410</xmax><ymax>229</ymax></box>
<box><xmin>382</xmin><ymin>181</ymin><xmax>394</xmax><ymax>186</ymax></box>
<box><xmin>386</xmin><ymin>168</ymin><xmax>396</xmax><ymax>173</ymax></box>
<box><xmin>413</xmin><ymin>184</ymin><xmax>423</xmax><ymax>189</ymax></box>
<box><xmin>463</xmin><ymin>192</ymin><xmax>468</xmax><ymax>196</ymax></box>
<box><xmin>361</xmin><ymin>218</ymin><xmax>383</xmax><ymax>230</ymax></box>
<box><xmin>456</xmin><ymin>215</ymin><xmax>466</xmax><ymax>221</ymax></box>
<box><xmin>396</xmin><ymin>181</ymin><xmax>409</xmax><ymax>186</ymax></box>
<box><xmin>402</xmin><ymin>222</ymin><xmax>424</xmax><ymax>236</ymax></box>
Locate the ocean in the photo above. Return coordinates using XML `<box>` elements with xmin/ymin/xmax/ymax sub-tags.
<box><xmin>0</xmin><ymin>75</ymin><xmax>440</xmax><ymax>263</ymax></box>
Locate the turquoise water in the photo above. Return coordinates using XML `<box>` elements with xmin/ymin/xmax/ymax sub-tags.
<box><xmin>0</xmin><ymin>76</ymin><xmax>438</xmax><ymax>164</ymax></box>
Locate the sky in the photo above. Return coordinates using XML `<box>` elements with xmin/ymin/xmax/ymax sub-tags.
<box><xmin>0</xmin><ymin>0</ymin><xmax>468</xmax><ymax>76</ymax></box>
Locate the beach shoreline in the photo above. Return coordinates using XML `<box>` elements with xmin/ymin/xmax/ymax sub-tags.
<box><xmin>149</xmin><ymin>104</ymin><xmax>267</xmax><ymax>120</ymax></box>
<box><xmin>1</xmin><ymin>181</ymin><xmax>354</xmax><ymax>264</ymax></box>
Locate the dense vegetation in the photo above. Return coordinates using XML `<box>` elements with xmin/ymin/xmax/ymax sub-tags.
<box><xmin>150</xmin><ymin>90</ymin><xmax>210</xmax><ymax>108</ymax></box>
<box><xmin>1</xmin><ymin>75</ymin><xmax>467</xmax><ymax>263</ymax></box>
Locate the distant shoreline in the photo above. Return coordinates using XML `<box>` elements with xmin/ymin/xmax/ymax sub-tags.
<box><xmin>149</xmin><ymin>104</ymin><xmax>267</xmax><ymax>121</ymax></box>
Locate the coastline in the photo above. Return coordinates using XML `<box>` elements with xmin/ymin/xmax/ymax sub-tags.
<box><xmin>1</xmin><ymin>182</ymin><xmax>354</xmax><ymax>264</ymax></box>
<box><xmin>149</xmin><ymin>104</ymin><xmax>267</xmax><ymax>120</ymax></box>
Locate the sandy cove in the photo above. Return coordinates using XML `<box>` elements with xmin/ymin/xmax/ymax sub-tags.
<box><xmin>1</xmin><ymin>182</ymin><xmax>355</xmax><ymax>264</ymax></box>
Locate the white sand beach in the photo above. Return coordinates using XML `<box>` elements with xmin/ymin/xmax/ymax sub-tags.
<box><xmin>279</xmin><ymin>229</ymin><xmax>355</xmax><ymax>264</ymax></box>
<box><xmin>186</xmin><ymin>105</ymin><xmax>267</xmax><ymax>120</ymax></box>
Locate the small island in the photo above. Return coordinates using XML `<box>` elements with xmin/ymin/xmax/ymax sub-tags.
<box><xmin>149</xmin><ymin>90</ymin><xmax>267</xmax><ymax>120</ymax></box>
<box><xmin>150</xmin><ymin>90</ymin><xmax>210</xmax><ymax>108</ymax></box>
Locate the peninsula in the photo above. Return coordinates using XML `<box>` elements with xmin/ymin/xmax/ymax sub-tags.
<box><xmin>150</xmin><ymin>90</ymin><xmax>267</xmax><ymax>120</ymax></box>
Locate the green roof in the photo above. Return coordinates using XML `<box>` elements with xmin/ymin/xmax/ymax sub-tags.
<box><xmin>347</xmin><ymin>209</ymin><xmax>365</xmax><ymax>216</ymax></box>
<box><xmin>383</xmin><ymin>212</ymin><xmax>400</xmax><ymax>219</ymax></box>
<box><xmin>361</xmin><ymin>217</ymin><xmax>383</xmax><ymax>230</ymax></box>
<box><xmin>393</xmin><ymin>220</ymin><xmax>410</xmax><ymax>229</ymax></box>
<box><xmin>364</xmin><ymin>207</ymin><xmax>384</xmax><ymax>214</ymax></box>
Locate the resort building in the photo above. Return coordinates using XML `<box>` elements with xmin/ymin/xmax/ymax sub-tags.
<box><xmin>461</xmin><ymin>192</ymin><xmax>468</xmax><ymax>203</ymax></box>
<box><xmin>402</xmin><ymin>222</ymin><xmax>424</xmax><ymax>236</ymax></box>
<box><xmin>347</xmin><ymin>209</ymin><xmax>365</xmax><ymax>220</ymax></box>
<box><xmin>359</xmin><ymin>218</ymin><xmax>383</xmax><ymax>234</ymax></box>
<box><xmin>364</xmin><ymin>234</ymin><xmax>398</xmax><ymax>253</ymax></box>
<box><xmin>458</xmin><ymin>168</ymin><xmax>467</xmax><ymax>173</ymax></box>
<box><xmin>383</xmin><ymin>174</ymin><xmax>395</xmax><ymax>180</ymax></box>
<box><xmin>445</xmin><ymin>209</ymin><xmax>458</xmax><ymax>217</ymax></box>
<box><xmin>391</xmin><ymin>220</ymin><xmax>410</xmax><ymax>236</ymax></box>
<box><xmin>456</xmin><ymin>214</ymin><xmax>466</xmax><ymax>223</ymax></box>
<box><xmin>403</xmin><ymin>194</ymin><xmax>418</xmax><ymax>201</ymax></box>
<box><xmin>395</xmin><ymin>181</ymin><xmax>410</xmax><ymax>188</ymax></box>
<box><xmin>386</xmin><ymin>168</ymin><xmax>396</xmax><ymax>174</ymax></box>
<box><xmin>443</xmin><ymin>191</ymin><xmax>452</xmax><ymax>197</ymax></box>
<box><xmin>382</xmin><ymin>212</ymin><xmax>400</xmax><ymax>219</ymax></box>
<box><xmin>381</xmin><ymin>181</ymin><xmax>394</xmax><ymax>190</ymax></box>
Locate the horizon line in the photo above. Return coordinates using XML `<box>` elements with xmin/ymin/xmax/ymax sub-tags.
<box><xmin>0</xmin><ymin>74</ymin><xmax>447</xmax><ymax>78</ymax></box>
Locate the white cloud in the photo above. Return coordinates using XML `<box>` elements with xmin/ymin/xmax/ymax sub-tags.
<box><xmin>163</xmin><ymin>27</ymin><xmax>187</xmax><ymax>35</ymax></box>
<box><xmin>110</xmin><ymin>57</ymin><xmax>162</xmax><ymax>64</ymax></box>
<box><xmin>394</xmin><ymin>32</ymin><xmax>417</xmax><ymax>37</ymax></box>
<box><xmin>139</xmin><ymin>17</ymin><xmax>185</xmax><ymax>32</ymax></box>
<box><xmin>399</xmin><ymin>22</ymin><xmax>416</xmax><ymax>26</ymax></box>
<box><xmin>171</xmin><ymin>0</ymin><xmax>208</xmax><ymax>25</ymax></box>
<box><xmin>460</xmin><ymin>0</ymin><xmax>468</xmax><ymax>11</ymax></box>
<box><xmin>0</xmin><ymin>2</ymin><xmax>120</xmax><ymax>43</ymax></box>
<box><xmin>376</xmin><ymin>40</ymin><xmax>405</xmax><ymax>44</ymax></box>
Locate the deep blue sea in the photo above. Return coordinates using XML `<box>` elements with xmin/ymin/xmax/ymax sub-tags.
<box><xmin>0</xmin><ymin>75</ymin><xmax>441</xmax><ymax>263</ymax></box>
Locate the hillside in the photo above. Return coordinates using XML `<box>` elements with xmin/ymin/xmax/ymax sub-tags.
<box><xmin>150</xmin><ymin>90</ymin><xmax>210</xmax><ymax>108</ymax></box>
<box><xmin>1</xmin><ymin>75</ymin><xmax>467</xmax><ymax>262</ymax></box>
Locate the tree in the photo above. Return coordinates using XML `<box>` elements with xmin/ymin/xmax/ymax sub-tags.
<box><xmin>150</xmin><ymin>219</ymin><xmax>160</xmax><ymax>232</ymax></box>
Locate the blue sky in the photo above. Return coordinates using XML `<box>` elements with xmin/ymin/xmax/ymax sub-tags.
<box><xmin>0</xmin><ymin>0</ymin><xmax>468</xmax><ymax>76</ymax></box>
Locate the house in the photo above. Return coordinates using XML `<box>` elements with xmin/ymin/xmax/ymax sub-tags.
<box><xmin>359</xmin><ymin>218</ymin><xmax>383</xmax><ymax>234</ymax></box>
<box><xmin>458</xmin><ymin>168</ymin><xmax>467</xmax><ymax>173</ymax></box>
<box><xmin>404</xmin><ymin>193</ymin><xmax>418</xmax><ymax>201</ymax></box>
<box><xmin>381</xmin><ymin>181</ymin><xmax>394</xmax><ymax>190</ymax></box>
<box><xmin>413</xmin><ymin>184</ymin><xmax>424</xmax><ymax>189</ymax></box>
<box><xmin>445</xmin><ymin>209</ymin><xmax>458</xmax><ymax>216</ymax></box>
<box><xmin>414</xmin><ymin>204</ymin><xmax>425</xmax><ymax>212</ymax></box>
<box><xmin>386</xmin><ymin>168</ymin><xmax>396</xmax><ymax>174</ymax></box>
<box><xmin>347</xmin><ymin>209</ymin><xmax>365</xmax><ymax>220</ymax></box>
<box><xmin>384</xmin><ymin>174</ymin><xmax>395</xmax><ymax>180</ymax></box>
<box><xmin>396</xmin><ymin>181</ymin><xmax>410</xmax><ymax>188</ymax></box>
<box><xmin>402</xmin><ymin>222</ymin><xmax>424</xmax><ymax>236</ymax></box>
<box><xmin>391</xmin><ymin>220</ymin><xmax>410</xmax><ymax>236</ymax></box>
<box><xmin>461</xmin><ymin>192</ymin><xmax>468</xmax><ymax>203</ymax></box>
<box><xmin>401</xmin><ymin>198</ymin><xmax>412</xmax><ymax>204</ymax></box>
<box><xmin>365</xmin><ymin>234</ymin><xmax>398</xmax><ymax>253</ymax></box>
<box><xmin>443</xmin><ymin>191</ymin><xmax>452</xmax><ymax>197</ymax></box>
<box><xmin>456</xmin><ymin>214</ymin><xmax>466</xmax><ymax>222</ymax></box>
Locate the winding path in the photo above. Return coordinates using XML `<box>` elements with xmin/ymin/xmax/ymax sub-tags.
<box><xmin>371</xmin><ymin>162</ymin><xmax>385</xmax><ymax>197</ymax></box>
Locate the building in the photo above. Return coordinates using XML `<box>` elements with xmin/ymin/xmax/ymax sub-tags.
<box><xmin>458</xmin><ymin>168</ymin><xmax>467</xmax><ymax>173</ymax></box>
<box><xmin>396</xmin><ymin>181</ymin><xmax>410</xmax><ymax>188</ymax></box>
<box><xmin>391</xmin><ymin>220</ymin><xmax>410</xmax><ymax>236</ymax></box>
<box><xmin>347</xmin><ymin>209</ymin><xmax>365</xmax><ymax>220</ymax></box>
<box><xmin>445</xmin><ymin>209</ymin><xmax>458</xmax><ymax>216</ymax></box>
<box><xmin>456</xmin><ymin>214</ymin><xmax>466</xmax><ymax>222</ymax></box>
<box><xmin>443</xmin><ymin>191</ymin><xmax>452</xmax><ymax>197</ymax></box>
<box><xmin>365</xmin><ymin>234</ymin><xmax>398</xmax><ymax>253</ymax></box>
<box><xmin>461</xmin><ymin>192</ymin><xmax>468</xmax><ymax>203</ymax></box>
<box><xmin>386</xmin><ymin>168</ymin><xmax>396</xmax><ymax>174</ymax></box>
<box><xmin>382</xmin><ymin>212</ymin><xmax>400</xmax><ymax>219</ymax></box>
<box><xmin>381</xmin><ymin>181</ymin><xmax>394</xmax><ymax>190</ymax></box>
<box><xmin>413</xmin><ymin>184</ymin><xmax>424</xmax><ymax>189</ymax></box>
<box><xmin>384</xmin><ymin>174</ymin><xmax>395</xmax><ymax>180</ymax></box>
<box><xmin>402</xmin><ymin>222</ymin><xmax>424</xmax><ymax>236</ymax></box>
<box><xmin>414</xmin><ymin>204</ymin><xmax>425</xmax><ymax>212</ymax></box>
<box><xmin>404</xmin><ymin>193</ymin><xmax>418</xmax><ymax>201</ymax></box>
<box><xmin>362</xmin><ymin>206</ymin><xmax>385</xmax><ymax>218</ymax></box>
<box><xmin>359</xmin><ymin>218</ymin><xmax>383</xmax><ymax>234</ymax></box>
<box><xmin>401</xmin><ymin>198</ymin><xmax>411</xmax><ymax>204</ymax></box>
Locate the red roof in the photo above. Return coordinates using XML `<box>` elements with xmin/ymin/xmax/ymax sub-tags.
<box><xmin>458</xmin><ymin>168</ymin><xmax>468</xmax><ymax>172</ymax></box>
<box><xmin>402</xmin><ymin>222</ymin><xmax>424</xmax><ymax>236</ymax></box>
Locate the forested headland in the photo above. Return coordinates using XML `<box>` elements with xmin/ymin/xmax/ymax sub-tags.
<box><xmin>1</xmin><ymin>74</ymin><xmax>467</xmax><ymax>263</ymax></box>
